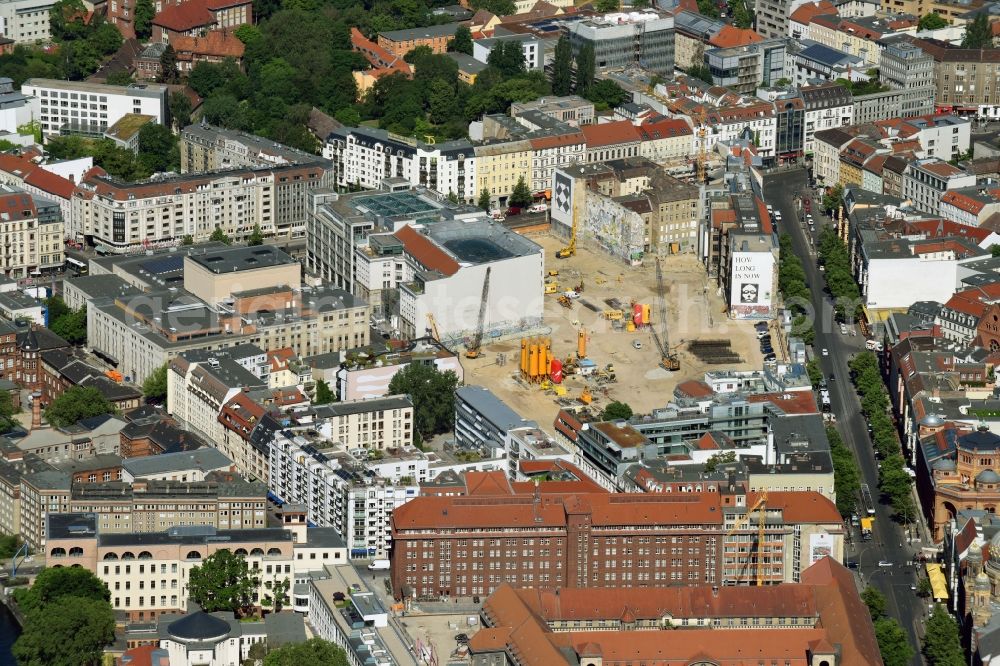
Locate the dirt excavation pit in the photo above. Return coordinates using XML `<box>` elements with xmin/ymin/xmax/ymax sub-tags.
<box><xmin>462</xmin><ymin>235</ymin><xmax>765</xmax><ymax>430</ymax></box>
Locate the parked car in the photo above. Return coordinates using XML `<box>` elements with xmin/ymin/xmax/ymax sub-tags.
<box><xmin>506</xmin><ymin>206</ymin><xmax>522</xmax><ymax>216</ymax></box>
<box><xmin>528</xmin><ymin>203</ymin><xmax>547</xmax><ymax>213</ymax></box>
<box><xmin>821</xmin><ymin>348</ymin><xmax>829</xmax><ymax>356</ymax></box>
<box><xmin>633</xmin><ymin>340</ymin><xmax>643</xmax><ymax>349</ymax></box>
<box><xmin>764</xmin><ymin>353</ymin><xmax>777</xmax><ymax>361</ymax></box>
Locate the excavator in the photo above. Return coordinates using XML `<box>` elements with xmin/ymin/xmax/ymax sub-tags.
<box><xmin>465</xmin><ymin>267</ymin><xmax>491</xmax><ymax>359</ymax></box>
<box><xmin>652</xmin><ymin>257</ymin><xmax>680</xmax><ymax>371</ymax></box>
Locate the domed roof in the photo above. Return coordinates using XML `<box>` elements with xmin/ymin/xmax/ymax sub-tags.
<box><xmin>978</xmin><ymin>469</ymin><xmax>1000</xmax><ymax>485</ymax></box>
<box><xmin>167</xmin><ymin>611</ymin><xmax>231</xmax><ymax>642</ymax></box>
<box><xmin>932</xmin><ymin>458</ymin><xmax>956</xmax><ymax>471</ymax></box>
<box><xmin>920</xmin><ymin>414</ymin><xmax>944</xmax><ymax>427</ymax></box>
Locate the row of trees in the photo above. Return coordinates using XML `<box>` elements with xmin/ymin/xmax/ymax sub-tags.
<box><xmin>777</xmin><ymin>233</ymin><xmax>815</xmax><ymax>344</ymax></box>
<box><xmin>862</xmin><ymin>586</ymin><xmax>914</xmax><ymax>666</ymax></box>
<box><xmin>817</xmin><ymin>226</ymin><xmax>864</xmax><ymax>322</ymax></box>
<box><xmin>849</xmin><ymin>351</ymin><xmax>917</xmax><ymax>522</ymax></box>
<box><xmin>826</xmin><ymin>425</ymin><xmax>861</xmax><ymax>518</ymax></box>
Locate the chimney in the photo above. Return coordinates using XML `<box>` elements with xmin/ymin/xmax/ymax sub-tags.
<box><xmin>30</xmin><ymin>391</ymin><xmax>41</xmax><ymax>429</ymax></box>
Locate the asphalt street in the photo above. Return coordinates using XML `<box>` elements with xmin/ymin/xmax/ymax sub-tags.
<box><xmin>762</xmin><ymin>169</ymin><xmax>925</xmax><ymax>660</ymax></box>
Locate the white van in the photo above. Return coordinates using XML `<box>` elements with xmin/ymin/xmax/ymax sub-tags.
<box><xmin>368</xmin><ymin>559</ymin><xmax>390</xmax><ymax>571</ymax></box>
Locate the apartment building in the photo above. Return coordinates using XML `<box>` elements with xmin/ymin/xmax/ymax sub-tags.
<box><xmin>567</xmin><ymin>12</ymin><xmax>675</xmax><ymax>75</ymax></box>
<box><xmin>510</xmin><ymin>96</ymin><xmax>595</xmax><ymax>127</ymax></box>
<box><xmin>24</xmin><ymin>79</ymin><xmax>167</xmax><ymax>138</ymax></box>
<box><xmin>45</xmin><ymin>512</ymin><xmax>346</xmax><ymax>621</ymax></box>
<box><xmin>908</xmin><ymin>38</ymin><xmax>1000</xmax><ymax>116</ymax></box>
<box><xmin>377</xmin><ymin>23</ymin><xmax>460</xmax><ymax>58</ymax></box>
<box><xmin>315</xmin><ymin>395</ymin><xmax>414</xmax><ymax>452</ymax></box>
<box><xmin>150</xmin><ymin>0</ymin><xmax>253</xmax><ymax>43</ymax></box>
<box><xmin>804</xmin><ymin>14</ymin><xmax>916</xmax><ymax>67</ymax></box>
<box><xmin>0</xmin><ymin>185</ymin><xmax>64</xmax><ymax>278</ymax></box>
<box><xmin>636</xmin><ymin>116</ymin><xmax>694</xmax><ymax>164</ymax></box>
<box><xmin>705</xmin><ymin>39</ymin><xmax>787</xmax><ymax>95</ymax></box>
<box><xmin>800</xmin><ymin>83</ymin><xmax>853</xmax><ymax>156</ymax></box>
<box><xmin>323</xmin><ymin>126</ymin><xmax>477</xmax><ymax>202</ymax></box>
<box><xmin>390</xmin><ymin>486</ymin><xmax>845</xmax><ymax>599</ymax></box>
<box><xmin>180</xmin><ymin>122</ymin><xmax>325</xmax><ymax>173</ymax></box>
<box><xmin>455</xmin><ymin>386</ymin><xmax>535</xmax><ymax>452</ymax></box>
<box><xmin>880</xmin><ymin>40</ymin><xmax>935</xmax><ymax>117</ymax></box>
<box><xmin>73</xmin><ymin>158</ymin><xmax>332</xmax><ymax>249</ymax></box>
<box><xmin>474</xmin><ymin>139</ymin><xmax>532</xmax><ymax>202</ymax></box>
<box><xmin>902</xmin><ymin>159</ymin><xmax>976</xmax><ymax>215</ymax></box>
<box><xmin>120</xmin><ymin>447</ymin><xmax>234</xmax><ymax>482</ymax></box>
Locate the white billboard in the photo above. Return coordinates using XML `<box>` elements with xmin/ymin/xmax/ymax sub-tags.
<box><xmin>809</xmin><ymin>532</ymin><xmax>834</xmax><ymax>565</ymax></box>
<box><xmin>551</xmin><ymin>169</ymin><xmax>575</xmax><ymax>229</ymax></box>
<box><xmin>730</xmin><ymin>250</ymin><xmax>774</xmax><ymax>319</ymax></box>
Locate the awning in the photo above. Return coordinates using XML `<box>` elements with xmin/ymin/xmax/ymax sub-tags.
<box><xmin>926</xmin><ymin>563</ymin><xmax>948</xmax><ymax>601</ymax></box>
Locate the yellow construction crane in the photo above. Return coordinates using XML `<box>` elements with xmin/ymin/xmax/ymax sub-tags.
<box><xmin>425</xmin><ymin>313</ymin><xmax>441</xmax><ymax>343</ymax></box>
<box><xmin>694</xmin><ymin>109</ymin><xmax>708</xmax><ymax>185</ymax></box>
<box><xmin>724</xmin><ymin>491</ymin><xmax>768</xmax><ymax>586</ymax></box>
<box><xmin>556</xmin><ymin>196</ymin><xmax>578</xmax><ymax>259</ymax></box>
<box><xmin>651</xmin><ymin>257</ymin><xmax>680</xmax><ymax>371</ymax></box>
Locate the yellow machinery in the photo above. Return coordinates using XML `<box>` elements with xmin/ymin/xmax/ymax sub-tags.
<box><xmin>465</xmin><ymin>267</ymin><xmax>491</xmax><ymax>359</ymax></box>
<box><xmin>651</xmin><ymin>258</ymin><xmax>680</xmax><ymax>371</ymax></box>
<box><xmin>694</xmin><ymin>109</ymin><xmax>708</xmax><ymax>185</ymax></box>
<box><xmin>540</xmin><ymin>379</ymin><xmax>552</xmax><ymax>390</ymax></box>
<box><xmin>547</xmin><ymin>270</ymin><xmax>560</xmax><ymax>277</ymax></box>
<box><xmin>602</xmin><ymin>310</ymin><xmax>623</xmax><ymax>321</ymax></box>
<box><xmin>545</xmin><ymin>283</ymin><xmax>559</xmax><ymax>294</ymax></box>
<box><xmin>724</xmin><ymin>492</ymin><xmax>768</xmax><ymax>586</ymax></box>
<box><xmin>520</xmin><ymin>337</ymin><xmax>553</xmax><ymax>383</ymax></box>
<box><xmin>556</xmin><ymin>199</ymin><xmax>578</xmax><ymax>259</ymax></box>
<box><xmin>426</xmin><ymin>313</ymin><xmax>441</xmax><ymax>343</ymax></box>
<box><xmin>577</xmin><ymin>329</ymin><xmax>587</xmax><ymax>359</ymax></box>
<box><xmin>558</xmin><ymin>295</ymin><xmax>572</xmax><ymax>308</ymax></box>
<box><xmin>579</xmin><ymin>387</ymin><xmax>592</xmax><ymax>404</ymax></box>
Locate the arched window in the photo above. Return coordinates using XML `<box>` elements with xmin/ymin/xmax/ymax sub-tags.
<box><xmin>121</xmin><ymin>551</ymin><xmax>135</xmax><ymax>560</ymax></box>
<box><xmin>103</xmin><ymin>553</ymin><xmax>118</xmax><ymax>560</ymax></box>
<box><xmin>50</xmin><ymin>547</ymin><xmax>66</xmax><ymax>557</ymax></box>
<box><xmin>69</xmin><ymin>547</ymin><xmax>84</xmax><ymax>557</ymax></box>
<box><xmin>250</xmin><ymin>548</ymin><xmax>264</xmax><ymax>557</ymax></box>
<box><xmin>234</xmin><ymin>548</ymin><xmax>248</xmax><ymax>556</ymax></box>
<box><xmin>266</xmin><ymin>548</ymin><xmax>282</xmax><ymax>556</ymax></box>
<box><xmin>138</xmin><ymin>551</ymin><xmax>153</xmax><ymax>560</ymax></box>
<box><xmin>186</xmin><ymin>551</ymin><xmax>202</xmax><ymax>560</ymax></box>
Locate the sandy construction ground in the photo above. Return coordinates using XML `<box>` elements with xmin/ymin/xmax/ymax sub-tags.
<box><xmin>462</xmin><ymin>235</ymin><xmax>766</xmax><ymax>428</ymax></box>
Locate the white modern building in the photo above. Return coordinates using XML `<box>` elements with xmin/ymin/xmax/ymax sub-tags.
<box><xmin>902</xmin><ymin>159</ymin><xmax>976</xmax><ymax>215</ymax></box>
<box><xmin>335</xmin><ymin>338</ymin><xmax>464</xmax><ymax>402</ymax></box>
<box><xmin>473</xmin><ymin>34</ymin><xmax>543</xmax><ymax>70</ymax></box>
<box><xmin>311</xmin><ymin>395</ymin><xmax>414</xmax><ymax>454</ymax></box>
<box><xmin>0</xmin><ymin>0</ymin><xmax>55</xmax><ymax>43</ymax></box>
<box><xmin>23</xmin><ymin>79</ymin><xmax>168</xmax><ymax>137</ymax></box>
<box><xmin>800</xmin><ymin>83</ymin><xmax>854</xmax><ymax>156</ymax></box>
<box><xmin>728</xmin><ymin>233</ymin><xmax>778</xmax><ymax>320</ymax></box>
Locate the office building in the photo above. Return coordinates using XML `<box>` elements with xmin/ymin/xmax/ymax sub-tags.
<box><xmin>880</xmin><ymin>40</ymin><xmax>935</xmax><ymax>117</ymax></box>
<box><xmin>180</xmin><ymin>122</ymin><xmax>327</xmax><ymax>173</ymax></box>
<box><xmin>705</xmin><ymin>39</ymin><xmax>787</xmax><ymax>95</ymax></box>
<box><xmin>23</xmin><ymin>79</ymin><xmax>167</xmax><ymax>137</ymax></box>
<box><xmin>0</xmin><ymin>0</ymin><xmax>56</xmax><ymax>43</ymax></box>
<box><xmin>567</xmin><ymin>11</ymin><xmax>675</xmax><ymax>75</ymax></box>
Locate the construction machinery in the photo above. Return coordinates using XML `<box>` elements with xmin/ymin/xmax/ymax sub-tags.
<box><xmin>545</xmin><ymin>283</ymin><xmax>559</xmax><ymax>294</ymax></box>
<box><xmin>556</xmin><ymin>198</ymin><xmax>578</xmax><ymax>259</ymax></box>
<box><xmin>426</xmin><ymin>313</ymin><xmax>441</xmax><ymax>343</ymax></box>
<box><xmin>651</xmin><ymin>257</ymin><xmax>680</xmax><ymax>371</ymax></box>
<box><xmin>465</xmin><ymin>267</ymin><xmax>491</xmax><ymax>359</ymax></box>
<box><xmin>558</xmin><ymin>295</ymin><xmax>572</xmax><ymax>308</ymax></box>
<box><xmin>723</xmin><ymin>491</ymin><xmax>768</xmax><ymax>586</ymax></box>
<box><xmin>579</xmin><ymin>387</ymin><xmax>593</xmax><ymax>404</ymax></box>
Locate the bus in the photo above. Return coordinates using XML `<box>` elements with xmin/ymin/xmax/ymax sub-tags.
<box><xmin>860</xmin><ymin>483</ymin><xmax>876</xmax><ymax>516</ymax></box>
<box><xmin>66</xmin><ymin>257</ymin><xmax>88</xmax><ymax>275</ymax></box>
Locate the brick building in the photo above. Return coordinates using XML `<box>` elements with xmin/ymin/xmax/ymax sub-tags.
<box><xmin>390</xmin><ymin>483</ymin><xmax>844</xmax><ymax>600</ymax></box>
<box><xmin>151</xmin><ymin>0</ymin><xmax>253</xmax><ymax>43</ymax></box>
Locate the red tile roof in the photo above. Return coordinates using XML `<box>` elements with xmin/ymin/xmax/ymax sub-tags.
<box><xmin>580</xmin><ymin>120</ymin><xmax>641</xmax><ymax>148</ymax></box>
<box><xmin>636</xmin><ymin>117</ymin><xmax>692</xmax><ymax>141</ymax></box>
<box><xmin>170</xmin><ymin>30</ymin><xmax>245</xmax><ymax>60</ymax></box>
<box><xmin>788</xmin><ymin>0</ymin><xmax>837</xmax><ymax>24</ymax></box>
<box><xmin>393</xmin><ymin>225</ymin><xmax>460</xmax><ymax>277</ymax></box>
<box><xmin>153</xmin><ymin>0</ymin><xmax>248</xmax><ymax>32</ymax></box>
<box><xmin>746</xmin><ymin>391</ymin><xmax>818</xmax><ymax>415</ymax></box>
<box><xmin>708</xmin><ymin>24</ymin><xmax>764</xmax><ymax>48</ymax></box>
<box><xmin>23</xmin><ymin>164</ymin><xmax>75</xmax><ymax>199</ymax></box>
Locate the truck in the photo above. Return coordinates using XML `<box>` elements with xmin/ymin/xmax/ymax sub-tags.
<box><xmin>367</xmin><ymin>559</ymin><xmax>390</xmax><ymax>571</ymax></box>
<box><xmin>819</xmin><ymin>389</ymin><xmax>831</xmax><ymax>412</ymax></box>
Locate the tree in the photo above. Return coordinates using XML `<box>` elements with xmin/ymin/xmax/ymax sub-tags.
<box><xmin>552</xmin><ymin>35</ymin><xmax>573</xmax><ymax>96</ymax></box>
<box><xmin>601</xmin><ymin>401</ymin><xmax>633</xmax><ymax>421</ymax></box>
<box><xmin>263</xmin><ymin>638</ymin><xmax>348</xmax><ymax>666</ymax></box>
<box><xmin>918</xmin><ymin>12</ymin><xmax>947</xmax><ymax>30</ymax></box>
<box><xmin>0</xmin><ymin>390</ymin><xmax>18</xmax><ymax>434</ymax></box>
<box><xmin>728</xmin><ymin>0</ymin><xmax>753</xmax><ymax>28</ymax></box>
<box><xmin>696</xmin><ymin>0</ymin><xmax>720</xmax><ymax>17</ymax></box>
<box><xmin>210</xmin><ymin>227</ymin><xmax>233</xmax><ymax>245</ymax></box>
<box><xmin>703</xmin><ymin>450</ymin><xmax>738</xmax><ymax>472</ymax></box>
<box><xmin>159</xmin><ymin>45</ymin><xmax>179</xmax><ymax>84</ymax></box>
<box><xmin>49</xmin><ymin>304</ymin><xmax>87</xmax><ymax>344</ymax></box>
<box><xmin>583</xmin><ymin>79</ymin><xmax>629</xmax><ymax>111</ymax></box>
<box><xmin>449</xmin><ymin>25</ymin><xmax>473</xmax><ymax>55</ymax></box>
<box><xmin>387</xmin><ymin>362</ymin><xmax>460</xmax><ymax>439</ymax></box>
<box><xmin>487</xmin><ymin>41</ymin><xmax>525</xmax><ymax>77</ymax></box>
<box><xmin>574</xmin><ymin>43</ymin><xmax>595</xmax><ymax>95</ymax></box>
<box><xmin>49</xmin><ymin>0</ymin><xmax>89</xmax><ymax>41</ymax></box>
<box><xmin>15</xmin><ymin>565</ymin><xmax>110</xmax><ymax>615</ymax></box>
<box><xmin>509</xmin><ymin>176</ymin><xmax>533</xmax><ymax>208</ymax></box>
<box><xmin>478</xmin><ymin>188</ymin><xmax>492</xmax><ymax>212</ymax></box>
<box><xmin>861</xmin><ymin>585</ymin><xmax>887</xmax><ymax>620</ymax></box>
<box><xmin>923</xmin><ymin>605</ymin><xmax>965</xmax><ymax>665</ymax></box>
<box><xmin>248</xmin><ymin>224</ymin><xmax>265</xmax><ymax>246</ymax></box>
<box><xmin>875</xmin><ymin>617</ymin><xmax>915</xmax><ymax>666</ymax></box>
<box><xmin>917</xmin><ymin>577</ymin><xmax>933</xmax><ymax>598</ymax></box>
<box><xmin>134</xmin><ymin>0</ymin><xmax>155</xmax><ymax>39</ymax></box>
<box><xmin>234</xmin><ymin>24</ymin><xmax>263</xmax><ymax>45</ymax></box>
<box><xmin>137</xmin><ymin>122</ymin><xmax>178</xmax><ymax>174</ymax></box>
<box><xmin>169</xmin><ymin>91</ymin><xmax>192</xmax><ymax>130</ymax></box>
<box><xmin>143</xmin><ymin>362</ymin><xmax>169</xmax><ymax>401</ymax></box>
<box><xmin>962</xmin><ymin>14</ymin><xmax>992</xmax><ymax>48</ymax></box>
<box><xmin>0</xmin><ymin>533</ymin><xmax>19</xmax><ymax>558</ymax></box>
<box><xmin>46</xmin><ymin>294</ymin><xmax>71</xmax><ymax>322</ymax></box>
<box><xmin>45</xmin><ymin>386</ymin><xmax>116</xmax><ymax>427</ymax></box>
<box><xmin>822</xmin><ymin>184</ymin><xmax>844</xmax><ymax>214</ymax></box>
<box><xmin>314</xmin><ymin>379</ymin><xmax>335</xmax><ymax>405</ymax></box>
<box><xmin>594</xmin><ymin>0</ymin><xmax>618</xmax><ymax>10</ymax></box>
<box><xmin>182</xmin><ymin>234</ymin><xmax>194</xmax><ymax>245</ymax></box>
<box><xmin>89</xmin><ymin>21</ymin><xmax>123</xmax><ymax>55</ymax></box>
<box><xmin>188</xmin><ymin>549</ymin><xmax>261</xmax><ymax>616</ymax></box>
<box><xmin>13</xmin><ymin>596</ymin><xmax>114</xmax><ymax>666</ymax></box>
<box><xmin>404</xmin><ymin>45</ymin><xmax>434</xmax><ymax>64</ymax></box>
<box><xmin>686</xmin><ymin>63</ymin><xmax>713</xmax><ymax>84</ymax></box>
<box><xmin>261</xmin><ymin>576</ymin><xmax>290</xmax><ymax>614</ymax></box>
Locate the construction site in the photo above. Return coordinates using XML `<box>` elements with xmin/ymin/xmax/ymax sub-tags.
<box><xmin>461</xmin><ymin>234</ymin><xmax>767</xmax><ymax>429</ymax></box>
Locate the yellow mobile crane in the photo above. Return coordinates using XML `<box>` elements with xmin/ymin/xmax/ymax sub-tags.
<box><xmin>426</xmin><ymin>313</ymin><xmax>441</xmax><ymax>343</ymax></box>
<box><xmin>556</xmin><ymin>199</ymin><xmax>578</xmax><ymax>259</ymax></box>
<box><xmin>465</xmin><ymin>267</ymin><xmax>492</xmax><ymax>359</ymax></box>
<box><xmin>651</xmin><ymin>257</ymin><xmax>680</xmax><ymax>371</ymax></box>
<box><xmin>724</xmin><ymin>492</ymin><xmax>769</xmax><ymax>586</ymax></box>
